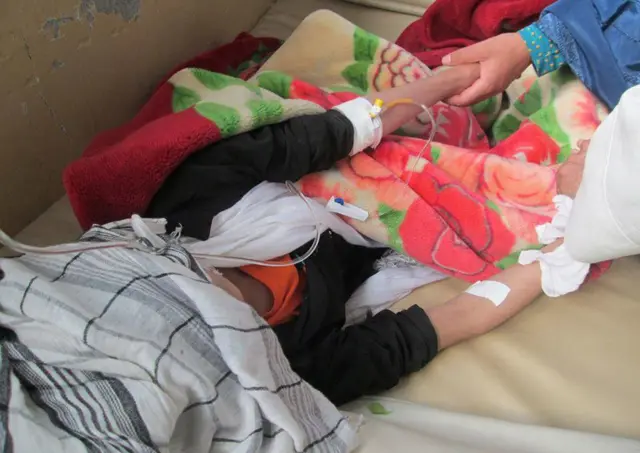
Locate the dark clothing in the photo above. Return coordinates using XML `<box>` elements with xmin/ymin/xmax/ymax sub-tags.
<box><xmin>148</xmin><ymin>110</ymin><xmax>355</xmax><ymax>240</ymax></box>
<box><xmin>147</xmin><ymin>110</ymin><xmax>439</xmax><ymax>405</ymax></box>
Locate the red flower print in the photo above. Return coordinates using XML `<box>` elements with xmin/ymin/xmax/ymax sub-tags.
<box><xmin>400</xmin><ymin>167</ymin><xmax>515</xmax><ymax>275</ymax></box>
<box><xmin>480</xmin><ymin>155</ymin><xmax>556</xmax><ymax>210</ymax></box>
<box><xmin>330</xmin><ymin>91</ymin><xmax>360</xmax><ymax>103</ymax></box>
<box><xmin>572</xmin><ymin>91</ymin><xmax>602</xmax><ymax>132</ymax></box>
<box><xmin>398</xmin><ymin>196</ymin><xmax>507</xmax><ymax>281</ymax></box>
<box><xmin>493</xmin><ymin>122</ymin><xmax>561</xmax><ymax>165</ymax></box>
<box><xmin>290</xmin><ymin>80</ymin><xmax>335</xmax><ymax>108</ymax></box>
<box><xmin>372</xmin><ymin>43</ymin><xmax>429</xmax><ymax>91</ymax></box>
<box><xmin>428</xmin><ymin>144</ymin><xmax>488</xmax><ymax>192</ymax></box>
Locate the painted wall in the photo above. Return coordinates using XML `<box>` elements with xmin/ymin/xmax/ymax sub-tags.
<box><xmin>0</xmin><ymin>0</ymin><xmax>273</xmax><ymax>234</ymax></box>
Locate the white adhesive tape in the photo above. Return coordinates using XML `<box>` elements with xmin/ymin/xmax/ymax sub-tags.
<box><xmin>465</xmin><ymin>280</ymin><xmax>511</xmax><ymax>306</ymax></box>
<box><xmin>332</xmin><ymin>98</ymin><xmax>378</xmax><ymax>155</ymax></box>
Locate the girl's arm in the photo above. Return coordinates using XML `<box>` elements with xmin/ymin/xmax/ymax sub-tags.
<box><xmin>289</xmin><ymin>239</ymin><xmax>562</xmax><ymax>406</ymax></box>
<box><xmin>427</xmin><ymin>239</ymin><xmax>561</xmax><ymax>349</ymax></box>
<box><xmin>366</xmin><ymin>64</ymin><xmax>479</xmax><ymax>136</ymax></box>
<box><xmin>147</xmin><ymin>67</ymin><xmax>478</xmax><ymax>239</ymax></box>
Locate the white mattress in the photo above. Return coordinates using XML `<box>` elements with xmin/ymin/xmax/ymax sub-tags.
<box><xmin>5</xmin><ymin>0</ymin><xmax>640</xmax><ymax>442</ymax></box>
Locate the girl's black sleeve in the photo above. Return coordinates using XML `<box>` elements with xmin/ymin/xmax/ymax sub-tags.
<box><xmin>146</xmin><ymin>111</ymin><xmax>355</xmax><ymax>239</ymax></box>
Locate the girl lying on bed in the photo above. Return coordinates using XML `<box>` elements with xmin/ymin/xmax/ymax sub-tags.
<box><xmin>145</xmin><ymin>64</ymin><xmax>565</xmax><ymax>405</ymax></box>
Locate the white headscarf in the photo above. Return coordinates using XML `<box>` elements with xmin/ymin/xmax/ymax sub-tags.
<box><xmin>566</xmin><ymin>85</ymin><xmax>640</xmax><ymax>263</ymax></box>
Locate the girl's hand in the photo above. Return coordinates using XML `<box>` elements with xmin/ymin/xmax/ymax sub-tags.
<box><xmin>557</xmin><ymin>140</ymin><xmax>589</xmax><ymax>198</ymax></box>
<box><xmin>441</xmin><ymin>33</ymin><xmax>531</xmax><ymax>106</ymax></box>
<box><xmin>542</xmin><ymin>238</ymin><xmax>564</xmax><ymax>253</ymax></box>
<box><xmin>443</xmin><ymin>63</ymin><xmax>482</xmax><ymax>95</ymax></box>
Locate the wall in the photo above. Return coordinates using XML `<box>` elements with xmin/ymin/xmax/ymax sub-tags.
<box><xmin>0</xmin><ymin>0</ymin><xmax>273</xmax><ymax>235</ymax></box>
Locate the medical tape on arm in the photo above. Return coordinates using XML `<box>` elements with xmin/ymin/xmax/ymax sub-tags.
<box><xmin>464</xmin><ymin>280</ymin><xmax>511</xmax><ymax>306</ymax></box>
<box><xmin>518</xmin><ymin>195</ymin><xmax>590</xmax><ymax>298</ymax></box>
<box><xmin>332</xmin><ymin>97</ymin><xmax>383</xmax><ymax>155</ymax></box>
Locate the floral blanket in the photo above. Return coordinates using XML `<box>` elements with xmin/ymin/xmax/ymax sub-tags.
<box><xmin>257</xmin><ymin>10</ymin><xmax>609</xmax><ymax>280</ymax></box>
<box><xmin>64</xmin><ymin>10</ymin><xmax>609</xmax><ymax>282</ymax></box>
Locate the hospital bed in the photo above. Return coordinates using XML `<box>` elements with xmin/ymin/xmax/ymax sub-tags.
<box><xmin>3</xmin><ymin>0</ymin><xmax>640</xmax><ymax>450</ymax></box>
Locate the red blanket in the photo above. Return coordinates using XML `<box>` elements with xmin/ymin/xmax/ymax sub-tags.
<box><xmin>396</xmin><ymin>0</ymin><xmax>555</xmax><ymax>68</ymax></box>
<box><xmin>64</xmin><ymin>33</ymin><xmax>282</xmax><ymax>229</ymax></box>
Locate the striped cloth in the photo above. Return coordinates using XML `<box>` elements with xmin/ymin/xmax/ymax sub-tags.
<box><xmin>0</xmin><ymin>218</ymin><xmax>358</xmax><ymax>453</ymax></box>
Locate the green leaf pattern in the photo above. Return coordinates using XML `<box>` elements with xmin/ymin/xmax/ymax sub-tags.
<box><xmin>493</xmin><ymin>114</ymin><xmax>522</xmax><ymax>142</ymax></box>
<box><xmin>514</xmin><ymin>81</ymin><xmax>543</xmax><ymax>118</ymax></box>
<box><xmin>192</xmin><ymin>69</ymin><xmax>261</xmax><ymax>96</ymax></box>
<box><xmin>172</xmin><ymin>85</ymin><xmax>200</xmax><ymax>113</ymax></box>
<box><xmin>353</xmin><ymin>27</ymin><xmax>379</xmax><ymax>62</ymax></box>
<box><xmin>341</xmin><ymin>62</ymin><xmax>371</xmax><ymax>94</ymax></box>
<box><xmin>170</xmin><ymin>69</ymin><xmax>296</xmax><ymax>136</ymax></box>
<box><xmin>430</xmin><ymin>145</ymin><xmax>441</xmax><ymax>164</ymax></box>
<box><xmin>496</xmin><ymin>244</ymin><xmax>544</xmax><ymax>270</ymax></box>
<box><xmin>471</xmin><ymin>96</ymin><xmax>497</xmax><ymax>116</ymax></box>
<box><xmin>256</xmin><ymin>71</ymin><xmax>293</xmax><ymax>98</ymax></box>
<box><xmin>340</xmin><ymin>27</ymin><xmax>381</xmax><ymax>92</ymax></box>
<box><xmin>378</xmin><ymin>203</ymin><xmax>406</xmax><ymax>252</ymax></box>
<box><xmin>195</xmin><ymin>102</ymin><xmax>242</xmax><ymax>137</ymax></box>
<box><xmin>486</xmin><ymin>199</ymin><xmax>501</xmax><ymax>214</ymax></box>
<box><xmin>247</xmin><ymin>99</ymin><xmax>284</xmax><ymax>128</ymax></box>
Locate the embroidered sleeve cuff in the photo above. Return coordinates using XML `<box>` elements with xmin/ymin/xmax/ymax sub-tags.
<box><xmin>518</xmin><ymin>23</ymin><xmax>565</xmax><ymax>76</ymax></box>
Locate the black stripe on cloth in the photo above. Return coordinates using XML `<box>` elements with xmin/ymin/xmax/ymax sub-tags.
<box><xmin>182</xmin><ymin>371</ymin><xmax>232</xmax><ymax>413</ymax></box>
<box><xmin>243</xmin><ymin>379</ymin><xmax>304</xmax><ymax>393</ymax></box>
<box><xmin>53</xmin><ymin>369</ymin><xmax>129</xmax><ymax>453</ymax></box>
<box><xmin>0</xmin><ymin>342</ymin><xmax>14</xmax><ymax>453</ymax></box>
<box><xmin>51</xmin><ymin>253</ymin><xmax>82</xmax><ymax>282</ymax></box>
<box><xmin>153</xmin><ymin>315</ymin><xmax>196</xmax><ymax>380</ymax></box>
<box><xmin>264</xmin><ymin>428</ymin><xmax>284</xmax><ymax>439</ymax></box>
<box><xmin>211</xmin><ymin>426</ymin><xmax>285</xmax><ymax>444</ymax></box>
<box><xmin>18</xmin><ymin>277</ymin><xmax>37</xmax><ymax>316</ymax></box>
<box><xmin>212</xmin><ymin>426</ymin><xmax>263</xmax><ymax>444</ymax></box>
<box><xmin>8</xmin><ymin>344</ymin><xmax>101</xmax><ymax>453</ymax></box>
<box><xmin>206</xmin><ymin>324</ymin><xmax>271</xmax><ymax>333</ymax></box>
<box><xmin>7</xmin><ymin>342</ymin><xmax>157</xmax><ymax>453</ymax></box>
<box><xmin>82</xmin><ymin>272</ymin><xmax>207</xmax><ymax>343</ymax></box>
<box><xmin>301</xmin><ymin>417</ymin><xmax>348</xmax><ymax>453</ymax></box>
<box><xmin>211</xmin><ymin>417</ymin><xmax>348</xmax><ymax>451</ymax></box>
<box><xmin>63</xmin><ymin>370</ymin><xmax>131</xmax><ymax>452</ymax></box>
<box><xmin>101</xmin><ymin>376</ymin><xmax>156</xmax><ymax>453</ymax></box>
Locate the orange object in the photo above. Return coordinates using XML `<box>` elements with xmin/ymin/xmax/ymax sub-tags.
<box><xmin>241</xmin><ymin>256</ymin><xmax>305</xmax><ymax>326</ymax></box>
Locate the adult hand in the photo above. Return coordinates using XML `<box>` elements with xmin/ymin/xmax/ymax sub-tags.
<box><xmin>441</xmin><ymin>33</ymin><xmax>532</xmax><ymax>106</ymax></box>
<box><xmin>556</xmin><ymin>140</ymin><xmax>589</xmax><ymax>198</ymax></box>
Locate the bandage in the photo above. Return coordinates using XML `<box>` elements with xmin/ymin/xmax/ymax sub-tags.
<box><xmin>519</xmin><ymin>245</ymin><xmax>589</xmax><ymax>297</ymax></box>
<box><xmin>465</xmin><ymin>280</ymin><xmax>511</xmax><ymax>306</ymax></box>
<box><xmin>518</xmin><ymin>194</ymin><xmax>590</xmax><ymax>297</ymax></box>
<box><xmin>332</xmin><ymin>97</ymin><xmax>383</xmax><ymax>155</ymax></box>
<box><xmin>535</xmin><ymin>195</ymin><xmax>573</xmax><ymax>244</ymax></box>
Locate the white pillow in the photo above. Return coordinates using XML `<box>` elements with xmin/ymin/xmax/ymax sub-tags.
<box><xmin>340</xmin><ymin>0</ymin><xmax>434</xmax><ymax>17</ymax></box>
<box><xmin>565</xmin><ymin>85</ymin><xmax>640</xmax><ymax>263</ymax></box>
